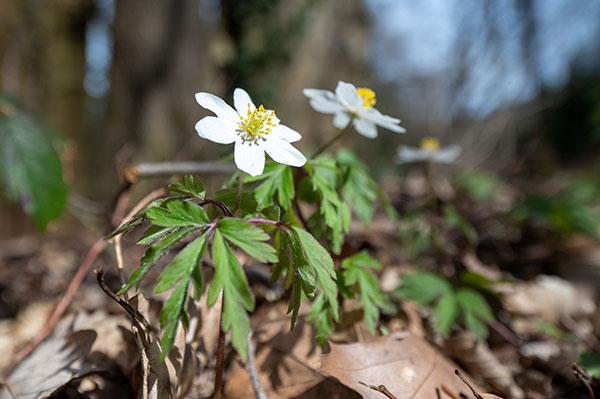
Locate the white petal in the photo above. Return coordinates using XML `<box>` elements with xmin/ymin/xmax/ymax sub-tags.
<box><xmin>195</xmin><ymin>92</ymin><xmax>238</xmax><ymax>121</ymax></box>
<box><xmin>233</xmin><ymin>88</ymin><xmax>256</xmax><ymax>116</ymax></box>
<box><xmin>195</xmin><ymin>116</ymin><xmax>238</xmax><ymax>144</ymax></box>
<box><xmin>304</xmin><ymin>89</ymin><xmax>343</xmax><ymax>114</ymax></box>
<box><xmin>264</xmin><ymin>136</ymin><xmax>307</xmax><ymax>167</ymax></box>
<box><xmin>234</xmin><ymin>140</ymin><xmax>265</xmax><ymax>176</ymax></box>
<box><xmin>335</xmin><ymin>81</ymin><xmax>363</xmax><ymax>110</ymax></box>
<box><xmin>395</xmin><ymin>147</ymin><xmax>428</xmax><ymax>164</ymax></box>
<box><xmin>272</xmin><ymin>124</ymin><xmax>302</xmax><ymax>143</ymax></box>
<box><xmin>431</xmin><ymin>145</ymin><xmax>461</xmax><ymax>163</ymax></box>
<box><xmin>303</xmin><ymin>88</ymin><xmax>336</xmax><ymax>100</ymax></box>
<box><xmin>362</xmin><ymin>108</ymin><xmax>406</xmax><ymax>133</ymax></box>
<box><xmin>353</xmin><ymin>118</ymin><xmax>378</xmax><ymax>138</ymax></box>
<box><xmin>333</xmin><ymin>111</ymin><xmax>351</xmax><ymax>129</ymax></box>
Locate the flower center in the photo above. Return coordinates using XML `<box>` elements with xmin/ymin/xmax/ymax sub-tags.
<box><xmin>357</xmin><ymin>87</ymin><xmax>376</xmax><ymax>108</ymax></box>
<box><xmin>237</xmin><ymin>104</ymin><xmax>276</xmax><ymax>143</ymax></box>
<box><xmin>420</xmin><ymin>137</ymin><xmax>441</xmax><ymax>151</ymax></box>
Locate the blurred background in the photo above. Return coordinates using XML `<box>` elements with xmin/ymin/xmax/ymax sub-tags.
<box><xmin>1</xmin><ymin>0</ymin><xmax>600</xmax><ymax>236</ymax></box>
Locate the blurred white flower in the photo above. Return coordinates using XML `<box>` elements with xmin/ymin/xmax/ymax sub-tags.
<box><xmin>303</xmin><ymin>81</ymin><xmax>406</xmax><ymax>138</ymax></box>
<box><xmin>396</xmin><ymin>137</ymin><xmax>461</xmax><ymax>164</ymax></box>
<box><xmin>195</xmin><ymin>88</ymin><xmax>306</xmax><ymax>176</ymax></box>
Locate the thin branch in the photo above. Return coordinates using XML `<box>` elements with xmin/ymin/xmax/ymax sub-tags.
<box><xmin>311</xmin><ymin>119</ymin><xmax>354</xmax><ymax>158</ymax></box>
<box><xmin>122</xmin><ymin>161</ymin><xmax>235</xmax><ymax>183</ymax></box>
<box><xmin>1</xmin><ymin>238</ymin><xmax>108</xmax><ymax>379</ymax></box>
<box><xmin>455</xmin><ymin>369</ymin><xmax>484</xmax><ymax>399</ymax></box>
<box><xmin>573</xmin><ymin>363</ymin><xmax>596</xmax><ymax>399</ymax></box>
<box><xmin>358</xmin><ymin>381</ymin><xmax>398</xmax><ymax>399</ymax></box>
<box><xmin>246</xmin><ymin>332</ymin><xmax>267</xmax><ymax>399</ymax></box>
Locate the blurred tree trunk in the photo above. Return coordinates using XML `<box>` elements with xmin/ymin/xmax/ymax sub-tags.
<box><xmin>0</xmin><ymin>0</ymin><xmax>92</xmax><ymax>238</ymax></box>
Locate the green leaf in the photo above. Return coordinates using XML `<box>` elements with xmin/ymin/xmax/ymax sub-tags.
<box><xmin>168</xmin><ymin>175</ymin><xmax>205</xmax><ymax>197</ymax></box>
<box><xmin>118</xmin><ymin>227</ymin><xmax>196</xmax><ymax>295</ymax></box>
<box><xmin>0</xmin><ymin>97</ymin><xmax>68</xmax><ymax>230</ymax></box>
<box><xmin>308</xmin><ymin>291</ymin><xmax>337</xmax><ymax>344</ymax></box>
<box><xmin>217</xmin><ymin>218</ymin><xmax>278</xmax><ymax>263</ymax></box>
<box><xmin>578</xmin><ymin>351</ymin><xmax>600</xmax><ymax>378</ymax></box>
<box><xmin>342</xmin><ymin>251</ymin><xmax>387</xmax><ymax>334</ymax></box>
<box><xmin>338</xmin><ymin>150</ymin><xmax>378</xmax><ymax>225</ymax></box>
<box><xmin>137</xmin><ymin>225</ymin><xmax>178</xmax><ymax>245</ymax></box>
<box><xmin>155</xmin><ymin>233</ymin><xmax>208</xmax><ymax>293</ymax></box>
<box><xmin>213</xmin><ymin>188</ymin><xmax>257</xmax><ymax>214</ymax></box>
<box><xmin>291</xmin><ymin>227</ymin><xmax>339</xmax><ymax>320</ymax></box>
<box><xmin>108</xmin><ymin>198</ymin><xmax>169</xmax><ymax>238</ymax></box>
<box><xmin>434</xmin><ymin>292</ymin><xmax>459</xmax><ymax>336</ymax></box>
<box><xmin>395</xmin><ymin>272</ymin><xmax>452</xmax><ymax>305</ymax></box>
<box><xmin>247</xmin><ymin>162</ymin><xmax>295</xmax><ymax>208</ymax></box>
<box><xmin>456</xmin><ymin>288</ymin><xmax>494</xmax><ymax>339</ymax></box>
<box><xmin>159</xmin><ymin>276</ymin><xmax>190</xmax><ymax>362</ymax></box>
<box><xmin>207</xmin><ymin>230</ymin><xmax>254</xmax><ymax>358</ymax></box>
<box><xmin>146</xmin><ymin>199</ymin><xmax>209</xmax><ymax>227</ymax></box>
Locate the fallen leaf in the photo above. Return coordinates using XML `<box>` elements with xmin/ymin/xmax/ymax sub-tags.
<box><xmin>0</xmin><ymin>328</ymin><xmax>97</xmax><ymax>399</ymax></box>
<box><xmin>498</xmin><ymin>275</ymin><xmax>595</xmax><ymax>322</ymax></box>
<box><xmin>320</xmin><ymin>331</ymin><xmax>501</xmax><ymax>399</ymax></box>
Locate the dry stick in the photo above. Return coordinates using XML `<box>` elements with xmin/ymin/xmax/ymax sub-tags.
<box><xmin>122</xmin><ymin>161</ymin><xmax>236</xmax><ymax>184</ymax></box>
<box><xmin>1</xmin><ymin>238</ymin><xmax>108</xmax><ymax>379</ymax></box>
<box><xmin>440</xmin><ymin>384</ymin><xmax>460</xmax><ymax>399</ymax></box>
<box><xmin>358</xmin><ymin>381</ymin><xmax>398</xmax><ymax>399</ymax></box>
<box><xmin>573</xmin><ymin>364</ymin><xmax>595</xmax><ymax>399</ymax></box>
<box><xmin>246</xmin><ymin>332</ymin><xmax>266</xmax><ymax>399</ymax></box>
<box><xmin>455</xmin><ymin>369</ymin><xmax>484</xmax><ymax>399</ymax></box>
<box><xmin>213</xmin><ymin>294</ymin><xmax>227</xmax><ymax>399</ymax></box>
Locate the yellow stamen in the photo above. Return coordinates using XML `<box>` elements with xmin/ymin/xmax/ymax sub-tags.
<box><xmin>420</xmin><ymin>137</ymin><xmax>441</xmax><ymax>151</ymax></box>
<box><xmin>237</xmin><ymin>104</ymin><xmax>277</xmax><ymax>142</ymax></box>
<box><xmin>357</xmin><ymin>87</ymin><xmax>376</xmax><ymax>108</ymax></box>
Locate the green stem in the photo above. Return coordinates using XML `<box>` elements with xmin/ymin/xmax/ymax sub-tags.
<box><xmin>311</xmin><ymin>118</ymin><xmax>354</xmax><ymax>158</ymax></box>
<box><xmin>233</xmin><ymin>172</ymin><xmax>245</xmax><ymax>216</ymax></box>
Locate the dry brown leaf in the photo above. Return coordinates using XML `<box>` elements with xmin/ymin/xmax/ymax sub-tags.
<box><xmin>0</xmin><ymin>325</ymin><xmax>96</xmax><ymax>399</ymax></box>
<box><xmin>445</xmin><ymin>331</ymin><xmax>524</xmax><ymax>399</ymax></box>
<box><xmin>224</xmin><ymin>303</ymin><xmax>360</xmax><ymax>399</ymax></box>
<box><xmin>498</xmin><ymin>275</ymin><xmax>595</xmax><ymax>322</ymax></box>
<box><xmin>320</xmin><ymin>331</ymin><xmax>503</xmax><ymax>399</ymax></box>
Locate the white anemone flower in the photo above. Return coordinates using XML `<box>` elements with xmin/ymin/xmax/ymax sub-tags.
<box><xmin>303</xmin><ymin>81</ymin><xmax>406</xmax><ymax>138</ymax></box>
<box><xmin>194</xmin><ymin>88</ymin><xmax>306</xmax><ymax>177</ymax></box>
<box><xmin>396</xmin><ymin>137</ymin><xmax>461</xmax><ymax>164</ymax></box>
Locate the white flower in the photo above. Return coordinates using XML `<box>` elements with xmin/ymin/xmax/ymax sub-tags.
<box><xmin>396</xmin><ymin>137</ymin><xmax>461</xmax><ymax>164</ymax></box>
<box><xmin>303</xmin><ymin>81</ymin><xmax>406</xmax><ymax>138</ymax></box>
<box><xmin>194</xmin><ymin>88</ymin><xmax>306</xmax><ymax>177</ymax></box>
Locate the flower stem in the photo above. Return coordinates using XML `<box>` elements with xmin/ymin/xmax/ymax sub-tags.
<box><xmin>233</xmin><ymin>172</ymin><xmax>245</xmax><ymax>216</ymax></box>
<box><xmin>311</xmin><ymin>118</ymin><xmax>354</xmax><ymax>158</ymax></box>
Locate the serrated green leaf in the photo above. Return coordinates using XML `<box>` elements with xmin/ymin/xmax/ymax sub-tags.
<box><xmin>0</xmin><ymin>99</ymin><xmax>68</xmax><ymax>230</ymax></box>
<box><xmin>108</xmin><ymin>216</ymin><xmax>145</xmax><ymax>238</ymax></box>
<box><xmin>146</xmin><ymin>199</ymin><xmax>209</xmax><ymax>227</ymax></box>
<box><xmin>168</xmin><ymin>175</ymin><xmax>205</xmax><ymax>197</ymax></box>
<box><xmin>118</xmin><ymin>227</ymin><xmax>196</xmax><ymax>295</ymax></box>
<box><xmin>217</xmin><ymin>218</ymin><xmax>277</xmax><ymax>263</ymax></box>
<box><xmin>291</xmin><ymin>227</ymin><xmax>339</xmax><ymax>320</ymax></box>
<box><xmin>261</xmin><ymin>205</ymin><xmax>281</xmax><ymax>222</ymax></box>
<box><xmin>108</xmin><ymin>198</ymin><xmax>169</xmax><ymax>238</ymax></box>
<box><xmin>395</xmin><ymin>272</ymin><xmax>452</xmax><ymax>305</ymax></box>
<box><xmin>278</xmin><ymin>165</ymin><xmax>295</xmax><ymax>207</ymax></box>
<box><xmin>159</xmin><ymin>276</ymin><xmax>190</xmax><ymax>361</ymax></box>
<box><xmin>155</xmin><ymin>233</ymin><xmax>208</xmax><ymax>293</ymax></box>
<box><xmin>456</xmin><ymin>288</ymin><xmax>494</xmax><ymax>339</ymax></box>
<box><xmin>308</xmin><ymin>291</ymin><xmax>337</xmax><ymax>344</ymax></box>
<box><xmin>434</xmin><ymin>292</ymin><xmax>459</xmax><ymax>336</ymax></box>
<box><xmin>342</xmin><ymin>251</ymin><xmax>386</xmax><ymax>334</ymax></box>
<box><xmin>207</xmin><ymin>230</ymin><xmax>254</xmax><ymax>358</ymax></box>
<box><xmin>287</xmin><ymin>230</ymin><xmax>316</xmax><ymax>297</ymax></box>
<box><xmin>137</xmin><ymin>225</ymin><xmax>178</xmax><ymax>245</ymax></box>
<box><xmin>213</xmin><ymin>188</ymin><xmax>257</xmax><ymax>214</ymax></box>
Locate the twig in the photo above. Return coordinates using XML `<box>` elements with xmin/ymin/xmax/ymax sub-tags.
<box><xmin>246</xmin><ymin>332</ymin><xmax>266</xmax><ymax>399</ymax></box>
<box><xmin>358</xmin><ymin>381</ymin><xmax>398</xmax><ymax>399</ymax></box>
<box><xmin>113</xmin><ymin>188</ymin><xmax>167</xmax><ymax>291</ymax></box>
<box><xmin>213</xmin><ymin>294</ymin><xmax>226</xmax><ymax>399</ymax></box>
<box><xmin>1</xmin><ymin>238</ymin><xmax>108</xmax><ymax>379</ymax></box>
<box><xmin>311</xmin><ymin>119</ymin><xmax>353</xmax><ymax>158</ymax></box>
<box><xmin>441</xmin><ymin>384</ymin><xmax>460</xmax><ymax>399</ymax></box>
<box><xmin>573</xmin><ymin>363</ymin><xmax>595</xmax><ymax>399</ymax></box>
<box><xmin>122</xmin><ymin>161</ymin><xmax>235</xmax><ymax>183</ymax></box>
<box><xmin>455</xmin><ymin>369</ymin><xmax>483</xmax><ymax>399</ymax></box>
